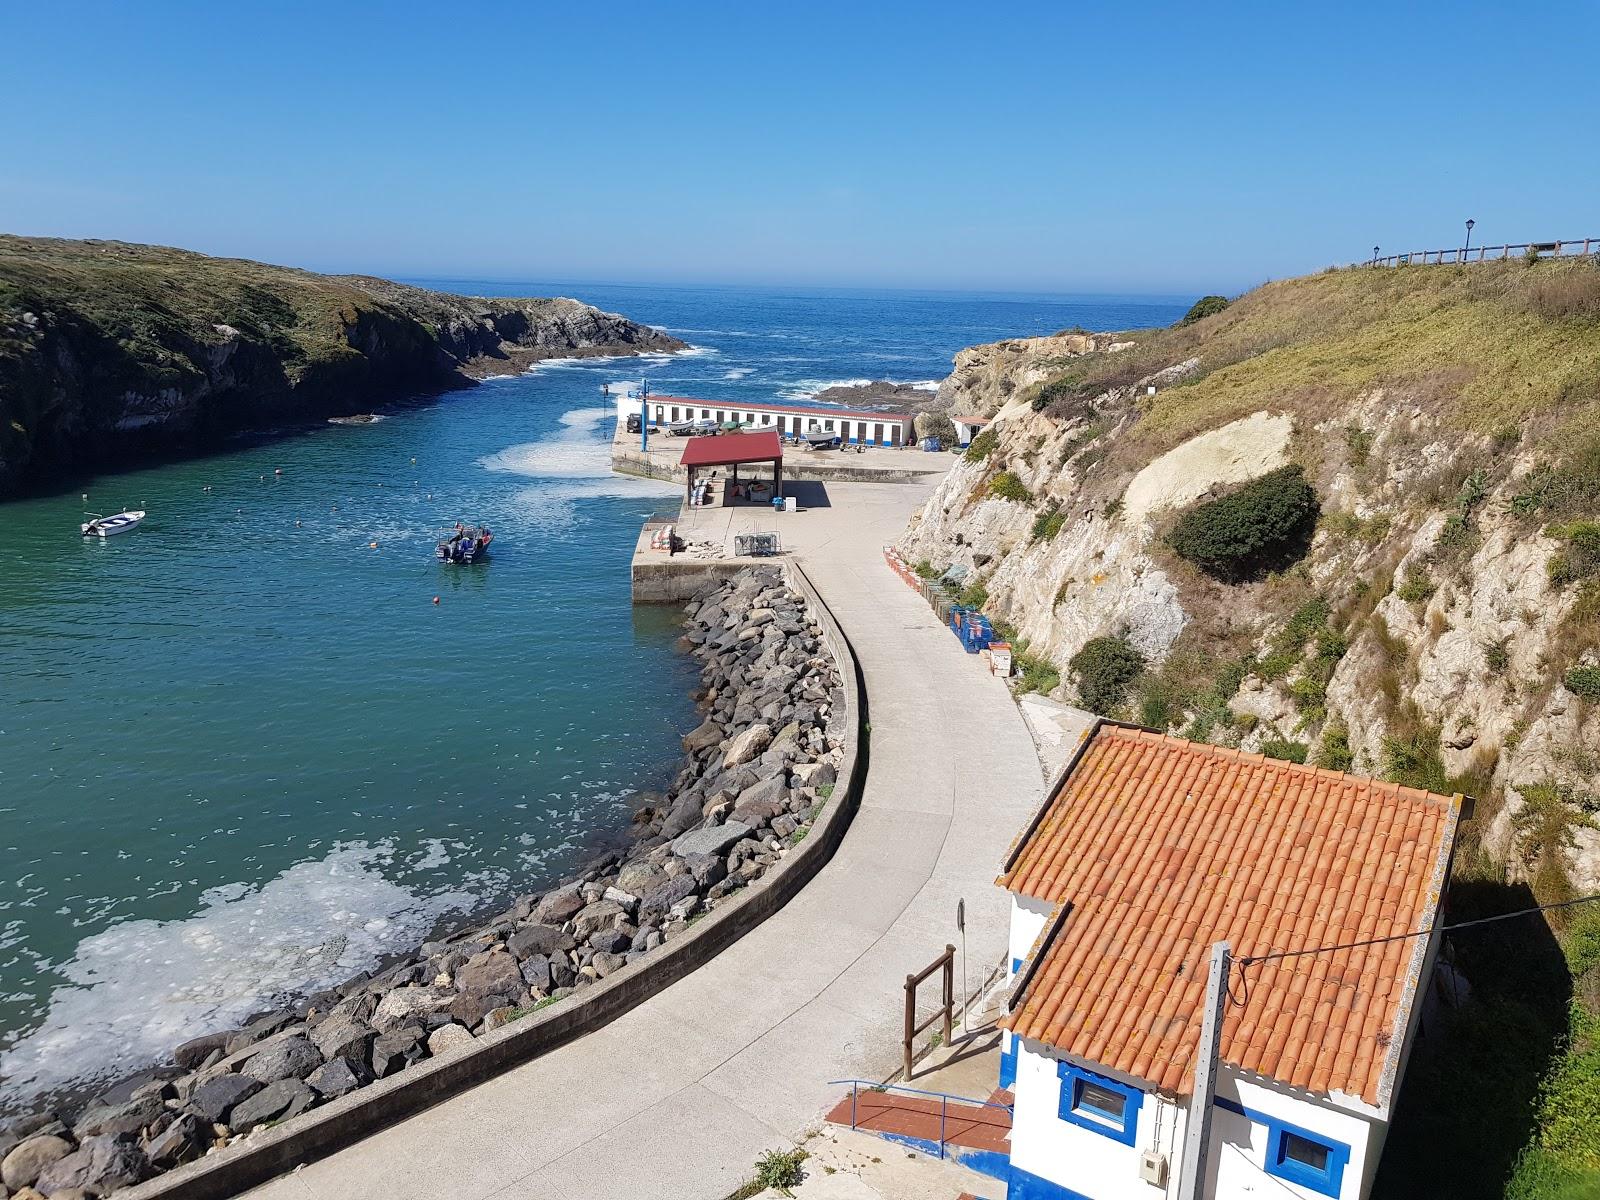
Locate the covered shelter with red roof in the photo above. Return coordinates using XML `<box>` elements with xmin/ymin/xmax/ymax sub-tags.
<box><xmin>994</xmin><ymin>719</ymin><xmax>1465</xmax><ymax>1200</ymax></box>
<box><xmin>679</xmin><ymin>430</ymin><xmax>784</xmax><ymax>505</ymax></box>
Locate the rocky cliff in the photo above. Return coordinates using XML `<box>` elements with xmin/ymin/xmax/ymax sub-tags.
<box><xmin>0</xmin><ymin>236</ymin><xmax>684</xmax><ymax>495</ymax></box>
<box><xmin>899</xmin><ymin>259</ymin><xmax>1600</xmax><ymax>895</ymax></box>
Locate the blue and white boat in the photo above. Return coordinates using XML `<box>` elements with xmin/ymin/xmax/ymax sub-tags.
<box><xmin>81</xmin><ymin>510</ymin><xmax>145</xmax><ymax>537</ymax></box>
<box><xmin>436</xmin><ymin>524</ymin><xmax>493</xmax><ymax>564</ymax></box>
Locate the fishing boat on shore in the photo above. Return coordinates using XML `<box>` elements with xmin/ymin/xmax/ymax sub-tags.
<box><xmin>436</xmin><ymin>523</ymin><xmax>492</xmax><ymax>564</ymax></box>
<box><xmin>81</xmin><ymin>510</ymin><xmax>146</xmax><ymax>537</ymax></box>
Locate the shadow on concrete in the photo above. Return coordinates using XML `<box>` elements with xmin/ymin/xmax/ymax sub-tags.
<box><xmin>784</xmin><ymin>480</ymin><xmax>832</xmax><ymax>510</ymax></box>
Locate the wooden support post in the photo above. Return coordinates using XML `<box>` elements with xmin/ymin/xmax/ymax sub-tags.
<box><xmin>1176</xmin><ymin>942</ymin><xmax>1230</xmax><ymax>1200</ymax></box>
<box><xmin>903</xmin><ymin>973</ymin><xmax>917</xmax><ymax>1080</ymax></box>
<box><xmin>943</xmin><ymin>943</ymin><xmax>955</xmax><ymax>1047</ymax></box>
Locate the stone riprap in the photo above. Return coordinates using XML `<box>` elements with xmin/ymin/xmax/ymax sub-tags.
<box><xmin>0</xmin><ymin>566</ymin><xmax>843</xmax><ymax>1198</ymax></box>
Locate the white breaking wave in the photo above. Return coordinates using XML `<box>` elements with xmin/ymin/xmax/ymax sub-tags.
<box><xmin>0</xmin><ymin>843</ymin><xmax>485</xmax><ymax>1106</ymax></box>
<box><xmin>779</xmin><ymin>377</ymin><xmax>941</xmax><ymax>401</ymax></box>
<box><xmin>723</xmin><ymin>368</ymin><xmax>754</xmax><ymax>380</ymax></box>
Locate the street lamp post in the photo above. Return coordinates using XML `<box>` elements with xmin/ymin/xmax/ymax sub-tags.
<box><xmin>1464</xmin><ymin>219</ymin><xmax>1475</xmax><ymax>261</ymax></box>
<box><xmin>1373</xmin><ymin>245</ymin><xmax>1381</xmax><ymax>265</ymax></box>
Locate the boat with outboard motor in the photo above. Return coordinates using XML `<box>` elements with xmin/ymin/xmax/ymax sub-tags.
<box><xmin>81</xmin><ymin>510</ymin><xmax>146</xmax><ymax>537</ymax></box>
<box><xmin>436</xmin><ymin>523</ymin><xmax>492</xmax><ymax>564</ymax></box>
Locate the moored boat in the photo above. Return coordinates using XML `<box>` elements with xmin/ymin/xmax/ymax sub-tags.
<box><xmin>81</xmin><ymin>510</ymin><xmax>146</xmax><ymax>537</ymax></box>
<box><xmin>436</xmin><ymin>523</ymin><xmax>492</xmax><ymax>564</ymax></box>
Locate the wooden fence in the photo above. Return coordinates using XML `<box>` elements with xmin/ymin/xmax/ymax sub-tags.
<box><xmin>1365</xmin><ymin>239</ymin><xmax>1597</xmax><ymax>268</ymax></box>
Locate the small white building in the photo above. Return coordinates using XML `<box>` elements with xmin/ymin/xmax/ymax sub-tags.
<box><xmin>996</xmin><ymin>721</ymin><xmax>1465</xmax><ymax>1200</ymax></box>
<box><xmin>951</xmin><ymin>414</ymin><xmax>990</xmax><ymax>447</ymax></box>
<box><xmin>617</xmin><ymin>393</ymin><xmax>915</xmax><ymax>447</ymax></box>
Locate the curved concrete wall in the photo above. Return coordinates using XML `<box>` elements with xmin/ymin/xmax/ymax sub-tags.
<box><xmin>119</xmin><ymin>561</ymin><xmax>866</xmax><ymax>1200</ymax></box>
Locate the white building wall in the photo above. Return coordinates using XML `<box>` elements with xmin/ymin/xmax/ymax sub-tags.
<box><xmin>1008</xmin><ymin>1038</ymin><xmax>1385</xmax><ymax>1200</ymax></box>
<box><xmin>1009</xmin><ymin>893</ymin><xmax>1051</xmax><ymax>979</ymax></box>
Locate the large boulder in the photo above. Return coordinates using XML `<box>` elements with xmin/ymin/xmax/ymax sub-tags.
<box><xmin>305</xmin><ymin>1057</ymin><xmax>369</xmax><ymax>1100</ymax></box>
<box><xmin>186</xmin><ymin>1074</ymin><xmax>262</xmax><ymax>1124</ymax></box>
<box><xmin>35</xmin><ymin>1134</ymin><xmax>149</xmax><ymax>1196</ymax></box>
<box><xmin>639</xmin><ymin>876</ymin><xmax>699</xmax><ymax>919</ymax></box>
<box><xmin>506</xmin><ymin>924</ymin><xmax>572</xmax><ymax>959</ymax></box>
<box><xmin>681</xmin><ymin>719</ymin><xmax>724</xmax><ymax>753</ymax></box>
<box><xmin>142</xmin><ymin>1113</ymin><xmax>206</xmax><ymax>1169</ymax></box>
<box><xmin>426</xmin><ymin>1024</ymin><xmax>475</xmax><ymax>1056</ymax></box>
<box><xmin>308</xmin><ymin>1016</ymin><xmax>374</xmax><ymax>1063</ymax></box>
<box><xmin>172</xmin><ymin>1031</ymin><xmax>231</xmax><ymax>1071</ymax></box>
<box><xmin>370</xmin><ymin>1027</ymin><xmax>427</xmax><ymax>1079</ymax></box>
<box><xmin>241</xmin><ymin>1036</ymin><xmax>323</xmax><ymax>1084</ymax></box>
<box><xmin>531</xmin><ymin>884</ymin><xmax>585</xmax><ymax>925</ymax></box>
<box><xmin>2</xmin><ymin>1135</ymin><xmax>73</xmax><ymax>1191</ymax></box>
<box><xmin>615</xmin><ymin>860</ymin><xmax>667</xmax><ymax>898</ymax></box>
<box><xmin>229</xmin><ymin>1079</ymin><xmax>316</xmax><ymax>1130</ymax></box>
<box><xmin>72</xmin><ymin>1094</ymin><xmax>164</xmax><ymax>1140</ymax></box>
<box><xmin>571</xmin><ymin>900</ymin><xmax>624</xmax><ymax>941</ymax></box>
<box><xmin>721</xmin><ymin>724</ymin><xmax>772</xmax><ymax>769</ymax></box>
<box><xmin>455</xmin><ymin>949</ymin><xmax>523</xmax><ymax>997</ymax></box>
<box><xmin>371</xmin><ymin>987</ymin><xmax>453</xmax><ymax>1032</ymax></box>
<box><xmin>671</xmin><ymin>821</ymin><xmax>752</xmax><ymax>859</ymax></box>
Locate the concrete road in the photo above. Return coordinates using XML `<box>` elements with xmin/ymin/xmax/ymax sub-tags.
<box><xmin>252</xmin><ymin>483</ymin><xmax>1044</xmax><ymax>1200</ymax></box>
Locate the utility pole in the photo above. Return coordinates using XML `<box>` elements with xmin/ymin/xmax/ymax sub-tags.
<box><xmin>1176</xmin><ymin>941</ymin><xmax>1231</xmax><ymax>1200</ymax></box>
<box><xmin>640</xmin><ymin>378</ymin><xmax>650</xmax><ymax>454</ymax></box>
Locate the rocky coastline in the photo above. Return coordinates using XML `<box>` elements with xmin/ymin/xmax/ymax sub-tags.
<box><xmin>0</xmin><ymin>236</ymin><xmax>685</xmax><ymax>497</ymax></box>
<box><xmin>0</xmin><ymin>566</ymin><xmax>844</xmax><ymax>1198</ymax></box>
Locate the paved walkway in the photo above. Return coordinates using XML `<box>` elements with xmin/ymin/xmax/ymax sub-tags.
<box><xmin>251</xmin><ymin>483</ymin><xmax>1043</xmax><ymax>1200</ymax></box>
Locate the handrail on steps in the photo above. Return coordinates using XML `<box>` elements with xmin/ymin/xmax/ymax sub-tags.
<box><xmin>826</xmin><ymin>1078</ymin><xmax>1013</xmax><ymax>1162</ymax></box>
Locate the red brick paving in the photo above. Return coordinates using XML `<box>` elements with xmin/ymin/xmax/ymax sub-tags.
<box><xmin>824</xmin><ymin>1088</ymin><xmax>1011</xmax><ymax>1154</ymax></box>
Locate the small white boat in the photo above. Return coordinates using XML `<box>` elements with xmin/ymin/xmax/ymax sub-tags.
<box><xmin>81</xmin><ymin>510</ymin><xmax>146</xmax><ymax>537</ymax></box>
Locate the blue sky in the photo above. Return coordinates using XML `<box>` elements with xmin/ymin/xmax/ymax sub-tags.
<box><xmin>2</xmin><ymin>0</ymin><xmax>1594</xmax><ymax>294</ymax></box>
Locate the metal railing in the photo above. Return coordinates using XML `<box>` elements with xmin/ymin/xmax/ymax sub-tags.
<box><xmin>1365</xmin><ymin>238</ymin><xmax>1597</xmax><ymax>268</ymax></box>
<box><xmin>826</xmin><ymin>1079</ymin><xmax>1013</xmax><ymax>1161</ymax></box>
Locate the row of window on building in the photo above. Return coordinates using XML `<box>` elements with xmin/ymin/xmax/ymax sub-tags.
<box><xmin>654</xmin><ymin>404</ymin><xmax>905</xmax><ymax>445</ymax></box>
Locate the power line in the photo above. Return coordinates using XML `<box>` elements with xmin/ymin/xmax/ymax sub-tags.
<box><xmin>1233</xmin><ymin>891</ymin><xmax>1600</xmax><ymax>970</ymax></box>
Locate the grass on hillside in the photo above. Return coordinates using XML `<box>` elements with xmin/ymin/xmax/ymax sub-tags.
<box><xmin>1031</xmin><ymin>257</ymin><xmax>1600</xmax><ymax>461</ymax></box>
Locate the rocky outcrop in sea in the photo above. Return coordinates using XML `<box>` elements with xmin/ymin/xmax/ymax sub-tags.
<box><xmin>0</xmin><ymin>567</ymin><xmax>842</xmax><ymax>1198</ymax></box>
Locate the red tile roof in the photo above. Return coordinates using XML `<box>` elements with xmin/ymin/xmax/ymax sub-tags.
<box><xmin>679</xmin><ymin>430</ymin><xmax>783</xmax><ymax>469</ymax></box>
<box><xmin>999</xmin><ymin>723</ymin><xmax>1461</xmax><ymax>1109</ymax></box>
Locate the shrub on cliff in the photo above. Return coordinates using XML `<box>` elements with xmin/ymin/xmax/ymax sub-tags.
<box><xmin>964</xmin><ymin>428</ymin><xmax>999</xmax><ymax>462</ymax></box>
<box><xmin>1179</xmin><ymin>295</ymin><xmax>1231</xmax><ymax>325</ymax></box>
<box><xmin>988</xmin><ymin>470</ymin><xmax>1032</xmax><ymax>503</ymax></box>
<box><xmin>1167</xmin><ymin>465</ymin><xmax>1319</xmax><ymax>580</ymax></box>
<box><xmin>1069</xmin><ymin>636</ymin><xmax>1145</xmax><ymax>714</ymax></box>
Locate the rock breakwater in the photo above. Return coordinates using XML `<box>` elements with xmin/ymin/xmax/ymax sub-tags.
<box><xmin>0</xmin><ymin>566</ymin><xmax>844</xmax><ymax>1198</ymax></box>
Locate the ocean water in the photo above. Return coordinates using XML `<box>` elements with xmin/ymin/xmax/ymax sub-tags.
<box><xmin>0</xmin><ymin>282</ymin><xmax>1188</xmax><ymax>1109</ymax></box>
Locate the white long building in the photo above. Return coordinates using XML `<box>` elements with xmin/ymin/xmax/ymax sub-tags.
<box><xmin>614</xmin><ymin>392</ymin><xmax>916</xmax><ymax>447</ymax></box>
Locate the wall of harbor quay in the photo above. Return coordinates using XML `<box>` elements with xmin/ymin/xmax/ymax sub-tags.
<box><xmin>115</xmin><ymin>560</ymin><xmax>865</xmax><ymax>1200</ymax></box>
<box><xmin>610</xmin><ymin>444</ymin><xmax>942</xmax><ymax>486</ymax></box>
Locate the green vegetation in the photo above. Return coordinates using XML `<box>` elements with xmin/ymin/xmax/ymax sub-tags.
<box><xmin>1315</xmin><ymin>722</ymin><xmax>1354</xmax><ymax>771</ymax></box>
<box><xmin>1260</xmin><ymin>737</ymin><xmax>1309</xmax><ymax>764</ymax></box>
<box><xmin>1548</xmin><ymin>521</ymin><xmax>1600</xmax><ymax>588</ymax></box>
<box><xmin>1345</xmin><ymin>424</ymin><xmax>1375</xmax><ymax>467</ymax></box>
<box><xmin>958</xmin><ymin>578</ymin><xmax>989</xmax><ymax>610</ymax></box>
<box><xmin>964</xmin><ymin>428</ymin><xmax>999</xmax><ymax>462</ymax></box>
<box><xmin>987</xmin><ymin>470</ymin><xmax>1032</xmax><ymax>503</ymax></box>
<box><xmin>1014</xmin><ymin>648</ymin><xmax>1062</xmax><ymax>696</ymax></box>
<box><xmin>1397</xmin><ymin>572</ymin><xmax>1437</xmax><ymax>604</ymax></box>
<box><xmin>1167</xmin><ymin>465</ymin><xmax>1319</xmax><ymax>580</ymax></box>
<box><xmin>1069</xmin><ymin>636</ymin><xmax>1145</xmax><ymax>715</ymax></box>
<box><xmin>1485</xmin><ymin>638</ymin><xmax>1512</xmax><ymax>673</ymax></box>
<box><xmin>751</xmin><ymin>1148</ymin><xmax>808</xmax><ymax>1195</ymax></box>
<box><xmin>1024</xmin><ymin>258</ymin><xmax>1600</xmax><ymax>471</ymax></box>
<box><xmin>912</xmin><ymin>560</ymin><xmax>942</xmax><ymax>580</ymax></box>
<box><xmin>1563</xmin><ymin>667</ymin><xmax>1600</xmax><ymax>701</ymax></box>
<box><xmin>1179</xmin><ymin>294</ymin><xmax>1231</xmax><ymax>325</ymax></box>
<box><xmin>1437</xmin><ymin>468</ymin><xmax>1491</xmax><ymax>555</ymax></box>
<box><xmin>1030</xmin><ymin>503</ymin><xmax>1068</xmax><ymax>543</ymax></box>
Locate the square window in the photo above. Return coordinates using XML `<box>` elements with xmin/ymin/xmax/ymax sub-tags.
<box><xmin>1055</xmin><ymin>1063</ymin><xmax>1141</xmax><ymax>1145</ymax></box>
<box><xmin>1074</xmin><ymin>1080</ymin><xmax>1126</xmax><ymax>1123</ymax></box>
<box><xmin>1266</xmin><ymin>1122</ymin><xmax>1347</xmax><ymax>1198</ymax></box>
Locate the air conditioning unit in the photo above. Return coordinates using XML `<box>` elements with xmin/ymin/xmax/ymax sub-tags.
<box><xmin>1139</xmin><ymin>1150</ymin><xmax>1169</xmax><ymax>1188</ymax></box>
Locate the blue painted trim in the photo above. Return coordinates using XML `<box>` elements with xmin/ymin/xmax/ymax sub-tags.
<box><xmin>1211</xmin><ymin>1095</ymin><xmax>1349</xmax><ymax>1198</ymax></box>
<box><xmin>1006</xmin><ymin>1162</ymin><xmax>1097</xmax><ymax>1200</ymax></box>
<box><xmin>999</xmin><ymin>1031</ymin><xmax>1017</xmax><ymax>1090</ymax></box>
<box><xmin>1055</xmin><ymin>1060</ymin><xmax>1142</xmax><ymax>1146</ymax></box>
<box><xmin>1011</xmin><ymin>955</ymin><xmax>1025</xmax><ymax>975</ymax></box>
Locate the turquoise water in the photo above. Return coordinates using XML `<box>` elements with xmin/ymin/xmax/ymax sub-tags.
<box><xmin>0</xmin><ymin>283</ymin><xmax>1188</xmax><ymax>1107</ymax></box>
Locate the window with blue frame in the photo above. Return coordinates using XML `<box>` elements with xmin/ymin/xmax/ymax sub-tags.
<box><xmin>1264</xmin><ymin>1119</ymin><xmax>1348</xmax><ymax>1197</ymax></box>
<box><xmin>1055</xmin><ymin>1062</ymin><xmax>1142</xmax><ymax>1145</ymax></box>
